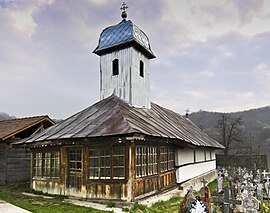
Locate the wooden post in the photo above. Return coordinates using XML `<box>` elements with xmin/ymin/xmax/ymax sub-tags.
<box><xmin>81</xmin><ymin>145</ymin><xmax>88</xmax><ymax>197</ymax></box>
<box><xmin>60</xmin><ymin>146</ymin><xmax>67</xmax><ymax>195</ymax></box>
<box><xmin>127</xmin><ymin>141</ymin><xmax>135</xmax><ymax>202</ymax></box>
<box><xmin>157</xmin><ymin>144</ymin><xmax>161</xmax><ymax>191</ymax></box>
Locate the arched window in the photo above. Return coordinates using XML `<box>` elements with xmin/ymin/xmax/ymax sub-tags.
<box><xmin>112</xmin><ymin>59</ymin><xmax>119</xmax><ymax>76</ymax></box>
<box><xmin>140</xmin><ymin>60</ymin><xmax>144</xmax><ymax>77</ymax></box>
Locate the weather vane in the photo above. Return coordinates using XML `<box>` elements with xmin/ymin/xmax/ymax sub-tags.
<box><xmin>120</xmin><ymin>2</ymin><xmax>128</xmax><ymax>20</ymax></box>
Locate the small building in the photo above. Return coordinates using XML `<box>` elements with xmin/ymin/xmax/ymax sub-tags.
<box><xmin>15</xmin><ymin>4</ymin><xmax>223</xmax><ymax>202</ymax></box>
<box><xmin>0</xmin><ymin>116</ymin><xmax>55</xmax><ymax>183</ymax></box>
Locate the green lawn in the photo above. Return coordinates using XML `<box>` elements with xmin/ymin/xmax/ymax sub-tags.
<box><xmin>0</xmin><ymin>183</ymin><xmax>109</xmax><ymax>213</ymax></box>
<box><xmin>130</xmin><ymin>196</ymin><xmax>182</xmax><ymax>213</ymax></box>
<box><xmin>0</xmin><ymin>183</ymin><xmax>183</xmax><ymax>213</ymax></box>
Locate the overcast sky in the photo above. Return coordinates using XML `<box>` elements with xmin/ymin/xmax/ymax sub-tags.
<box><xmin>1</xmin><ymin>0</ymin><xmax>270</xmax><ymax>119</ymax></box>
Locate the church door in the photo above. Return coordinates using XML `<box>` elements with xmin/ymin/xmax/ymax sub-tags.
<box><xmin>67</xmin><ymin>148</ymin><xmax>82</xmax><ymax>191</ymax></box>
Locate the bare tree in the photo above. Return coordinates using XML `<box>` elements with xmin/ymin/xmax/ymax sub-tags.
<box><xmin>216</xmin><ymin>113</ymin><xmax>243</xmax><ymax>165</ymax></box>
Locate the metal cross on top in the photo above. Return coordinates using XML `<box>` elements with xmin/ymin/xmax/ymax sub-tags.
<box><xmin>120</xmin><ymin>2</ymin><xmax>128</xmax><ymax>20</ymax></box>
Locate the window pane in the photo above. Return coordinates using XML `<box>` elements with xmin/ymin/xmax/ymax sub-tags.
<box><xmin>89</xmin><ymin>148</ymin><xmax>99</xmax><ymax>179</ymax></box>
<box><xmin>34</xmin><ymin>153</ymin><xmax>42</xmax><ymax>177</ymax></box>
<box><xmin>113</xmin><ymin>146</ymin><xmax>125</xmax><ymax>179</ymax></box>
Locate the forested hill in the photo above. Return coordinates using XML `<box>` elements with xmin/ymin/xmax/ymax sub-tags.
<box><xmin>0</xmin><ymin>112</ymin><xmax>16</xmax><ymax>121</ymax></box>
<box><xmin>188</xmin><ymin>106</ymin><xmax>270</xmax><ymax>144</ymax></box>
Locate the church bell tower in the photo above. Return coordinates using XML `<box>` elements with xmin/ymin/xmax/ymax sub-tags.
<box><xmin>93</xmin><ymin>2</ymin><xmax>155</xmax><ymax>108</ymax></box>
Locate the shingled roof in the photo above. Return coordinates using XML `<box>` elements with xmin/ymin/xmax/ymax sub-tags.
<box><xmin>0</xmin><ymin>116</ymin><xmax>55</xmax><ymax>141</ymax></box>
<box><xmin>18</xmin><ymin>95</ymin><xmax>223</xmax><ymax>148</ymax></box>
<box><xmin>93</xmin><ymin>20</ymin><xmax>155</xmax><ymax>59</ymax></box>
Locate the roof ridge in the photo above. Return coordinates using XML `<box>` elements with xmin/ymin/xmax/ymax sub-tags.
<box><xmin>0</xmin><ymin>115</ymin><xmax>49</xmax><ymax>123</ymax></box>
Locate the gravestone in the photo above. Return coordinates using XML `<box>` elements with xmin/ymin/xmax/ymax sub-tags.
<box><xmin>243</xmin><ymin>194</ymin><xmax>259</xmax><ymax>213</ymax></box>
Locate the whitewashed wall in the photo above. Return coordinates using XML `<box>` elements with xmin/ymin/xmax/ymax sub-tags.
<box><xmin>195</xmin><ymin>149</ymin><xmax>205</xmax><ymax>162</ymax></box>
<box><xmin>175</xmin><ymin>147</ymin><xmax>217</xmax><ymax>184</ymax></box>
<box><xmin>175</xmin><ymin>148</ymin><xmax>194</xmax><ymax>166</ymax></box>
<box><xmin>211</xmin><ymin>150</ymin><xmax>216</xmax><ymax>159</ymax></box>
<box><xmin>205</xmin><ymin>150</ymin><xmax>211</xmax><ymax>161</ymax></box>
<box><xmin>99</xmin><ymin>47</ymin><xmax>150</xmax><ymax>108</ymax></box>
<box><xmin>176</xmin><ymin>160</ymin><xmax>216</xmax><ymax>183</ymax></box>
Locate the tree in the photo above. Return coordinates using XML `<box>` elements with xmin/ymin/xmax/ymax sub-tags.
<box><xmin>216</xmin><ymin>113</ymin><xmax>243</xmax><ymax>165</ymax></box>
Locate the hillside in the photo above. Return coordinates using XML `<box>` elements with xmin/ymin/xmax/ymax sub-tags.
<box><xmin>188</xmin><ymin>106</ymin><xmax>270</xmax><ymax>146</ymax></box>
<box><xmin>0</xmin><ymin>112</ymin><xmax>16</xmax><ymax>121</ymax></box>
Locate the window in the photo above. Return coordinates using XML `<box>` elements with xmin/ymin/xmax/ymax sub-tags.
<box><xmin>44</xmin><ymin>153</ymin><xmax>51</xmax><ymax>177</ymax></box>
<box><xmin>89</xmin><ymin>146</ymin><xmax>125</xmax><ymax>180</ymax></box>
<box><xmin>89</xmin><ymin>149</ymin><xmax>99</xmax><ymax>179</ymax></box>
<box><xmin>112</xmin><ymin>59</ymin><xmax>119</xmax><ymax>76</ymax></box>
<box><xmin>113</xmin><ymin>147</ymin><xmax>125</xmax><ymax>179</ymax></box>
<box><xmin>139</xmin><ymin>60</ymin><xmax>144</xmax><ymax>77</ymax></box>
<box><xmin>34</xmin><ymin>153</ymin><xmax>42</xmax><ymax>177</ymax></box>
<box><xmin>136</xmin><ymin>146</ymin><xmax>158</xmax><ymax>178</ymax></box>
<box><xmin>160</xmin><ymin>146</ymin><xmax>168</xmax><ymax>172</ymax></box>
<box><xmin>51</xmin><ymin>152</ymin><xmax>60</xmax><ymax>178</ymax></box>
<box><xmin>100</xmin><ymin>148</ymin><xmax>111</xmax><ymax>179</ymax></box>
<box><xmin>69</xmin><ymin>149</ymin><xmax>82</xmax><ymax>175</ymax></box>
<box><xmin>148</xmin><ymin>147</ymin><xmax>153</xmax><ymax>175</ymax></box>
<box><xmin>136</xmin><ymin>146</ymin><xmax>142</xmax><ymax>177</ymax></box>
<box><xmin>33</xmin><ymin>152</ymin><xmax>60</xmax><ymax>178</ymax></box>
<box><xmin>153</xmin><ymin>147</ymin><xmax>158</xmax><ymax>174</ymax></box>
<box><xmin>147</xmin><ymin>147</ymin><xmax>158</xmax><ymax>175</ymax></box>
<box><xmin>168</xmin><ymin>149</ymin><xmax>174</xmax><ymax>170</ymax></box>
<box><xmin>160</xmin><ymin>146</ymin><xmax>175</xmax><ymax>173</ymax></box>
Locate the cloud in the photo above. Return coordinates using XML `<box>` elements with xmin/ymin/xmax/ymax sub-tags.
<box><xmin>1</xmin><ymin>0</ymin><xmax>270</xmax><ymax>119</ymax></box>
<box><xmin>232</xmin><ymin>0</ymin><xmax>264</xmax><ymax>25</ymax></box>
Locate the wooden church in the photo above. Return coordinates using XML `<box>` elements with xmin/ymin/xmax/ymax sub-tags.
<box><xmin>15</xmin><ymin>3</ymin><xmax>223</xmax><ymax>202</ymax></box>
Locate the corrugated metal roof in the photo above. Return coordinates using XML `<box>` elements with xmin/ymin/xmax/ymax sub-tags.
<box><xmin>18</xmin><ymin>95</ymin><xmax>224</xmax><ymax>148</ymax></box>
<box><xmin>93</xmin><ymin>20</ymin><xmax>155</xmax><ymax>59</ymax></box>
<box><xmin>0</xmin><ymin>116</ymin><xmax>55</xmax><ymax>141</ymax></box>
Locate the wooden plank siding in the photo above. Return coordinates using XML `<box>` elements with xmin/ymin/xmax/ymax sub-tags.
<box><xmin>100</xmin><ymin>47</ymin><xmax>150</xmax><ymax>108</ymax></box>
<box><xmin>0</xmin><ymin>148</ymin><xmax>30</xmax><ymax>183</ymax></box>
<box><xmin>30</xmin><ymin>137</ymin><xmax>176</xmax><ymax>201</ymax></box>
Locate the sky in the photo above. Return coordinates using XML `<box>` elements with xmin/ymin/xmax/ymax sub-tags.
<box><xmin>0</xmin><ymin>0</ymin><xmax>270</xmax><ymax>119</ymax></box>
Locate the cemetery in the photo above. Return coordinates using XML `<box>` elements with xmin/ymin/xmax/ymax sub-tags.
<box><xmin>180</xmin><ymin>167</ymin><xmax>270</xmax><ymax>213</ymax></box>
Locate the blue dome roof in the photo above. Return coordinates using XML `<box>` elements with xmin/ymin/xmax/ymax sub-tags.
<box><xmin>93</xmin><ymin>20</ymin><xmax>155</xmax><ymax>59</ymax></box>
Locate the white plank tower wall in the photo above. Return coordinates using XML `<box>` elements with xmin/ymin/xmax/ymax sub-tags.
<box><xmin>100</xmin><ymin>47</ymin><xmax>151</xmax><ymax>108</ymax></box>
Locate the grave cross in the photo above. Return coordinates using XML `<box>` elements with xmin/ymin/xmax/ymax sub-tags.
<box><xmin>262</xmin><ymin>170</ymin><xmax>270</xmax><ymax>177</ymax></box>
<box><xmin>201</xmin><ymin>178</ymin><xmax>208</xmax><ymax>196</ymax></box>
<box><xmin>264</xmin><ymin>175</ymin><xmax>270</xmax><ymax>184</ymax></box>
<box><xmin>264</xmin><ymin>175</ymin><xmax>270</xmax><ymax>198</ymax></box>
<box><xmin>217</xmin><ymin>175</ymin><xmax>223</xmax><ymax>194</ymax></box>
<box><xmin>213</xmin><ymin>186</ymin><xmax>242</xmax><ymax>213</ymax></box>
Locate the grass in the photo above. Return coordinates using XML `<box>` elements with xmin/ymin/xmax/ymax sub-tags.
<box><xmin>0</xmin><ymin>183</ymin><xmax>109</xmax><ymax>213</ymax></box>
<box><xmin>0</xmin><ymin>182</ymin><xmax>183</xmax><ymax>213</ymax></box>
<box><xmin>0</xmin><ymin>180</ymin><xmax>222</xmax><ymax>213</ymax></box>
<box><xmin>130</xmin><ymin>196</ymin><xmax>182</xmax><ymax>213</ymax></box>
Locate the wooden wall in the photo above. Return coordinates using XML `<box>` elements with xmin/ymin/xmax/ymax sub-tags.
<box><xmin>0</xmin><ymin>148</ymin><xmax>30</xmax><ymax>183</ymax></box>
<box><xmin>100</xmin><ymin>46</ymin><xmax>150</xmax><ymax>108</ymax></box>
<box><xmin>31</xmin><ymin>138</ymin><xmax>177</xmax><ymax>201</ymax></box>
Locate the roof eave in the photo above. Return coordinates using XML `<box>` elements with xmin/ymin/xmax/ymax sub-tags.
<box><xmin>93</xmin><ymin>40</ymin><xmax>156</xmax><ymax>59</ymax></box>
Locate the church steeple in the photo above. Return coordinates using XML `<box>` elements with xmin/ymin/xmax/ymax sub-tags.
<box><xmin>93</xmin><ymin>3</ymin><xmax>155</xmax><ymax>108</ymax></box>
